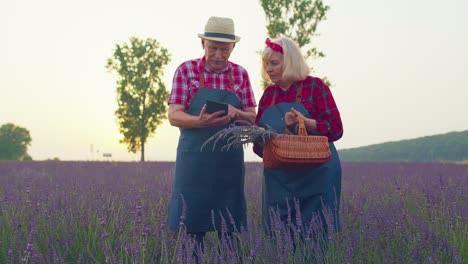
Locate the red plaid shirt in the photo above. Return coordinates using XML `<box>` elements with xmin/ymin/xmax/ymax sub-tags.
<box><xmin>168</xmin><ymin>57</ymin><xmax>256</xmax><ymax>110</ymax></box>
<box><xmin>256</xmin><ymin>76</ymin><xmax>343</xmax><ymax>142</ymax></box>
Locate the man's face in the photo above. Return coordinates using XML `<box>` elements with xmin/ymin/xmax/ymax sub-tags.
<box><xmin>203</xmin><ymin>40</ymin><xmax>234</xmax><ymax>72</ymax></box>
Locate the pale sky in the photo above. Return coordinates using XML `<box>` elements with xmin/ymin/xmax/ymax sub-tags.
<box><xmin>1</xmin><ymin>0</ymin><xmax>467</xmax><ymax>161</ymax></box>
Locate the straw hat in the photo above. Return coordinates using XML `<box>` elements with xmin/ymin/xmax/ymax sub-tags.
<box><xmin>198</xmin><ymin>16</ymin><xmax>240</xmax><ymax>43</ymax></box>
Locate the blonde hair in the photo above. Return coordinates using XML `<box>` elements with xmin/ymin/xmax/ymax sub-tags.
<box><xmin>261</xmin><ymin>36</ymin><xmax>310</xmax><ymax>83</ymax></box>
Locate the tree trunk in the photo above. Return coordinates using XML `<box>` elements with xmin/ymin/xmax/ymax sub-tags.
<box><xmin>140</xmin><ymin>140</ymin><xmax>145</xmax><ymax>162</ymax></box>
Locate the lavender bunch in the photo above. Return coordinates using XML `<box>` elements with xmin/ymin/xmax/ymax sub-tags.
<box><xmin>201</xmin><ymin>120</ymin><xmax>278</xmax><ymax>151</ymax></box>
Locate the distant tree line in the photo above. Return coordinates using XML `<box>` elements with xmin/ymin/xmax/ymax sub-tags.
<box><xmin>338</xmin><ymin>130</ymin><xmax>468</xmax><ymax>163</ymax></box>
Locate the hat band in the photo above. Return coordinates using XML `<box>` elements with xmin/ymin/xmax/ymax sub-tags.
<box><xmin>204</xmin><ymin>32</ymin><xmax>236</xmax><ymax>40</ymax></box>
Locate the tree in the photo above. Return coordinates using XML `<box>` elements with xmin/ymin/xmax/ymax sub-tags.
<box><xmin>260</xmin><ymin>0</ymin><xmax>330</xmax><ymax>83</ymax></box>
<box><xmin>106</xmin><ymin>36</ymin><xmax>171</xmax><ymax>161</ymax></box>
<box><xmin>0</xmin><ymin>123</ymin><xmax>32</xmax><ymax>160</ymax></box>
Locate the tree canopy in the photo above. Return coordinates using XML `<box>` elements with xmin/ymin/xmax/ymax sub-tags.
<box><xmin>260</xmin><ymin>0</ymin><xmax>329</xmax><ymax>61</ymax></box>
<box><xmin>260</xmin><ymin>0</ymin><xmax>330</xmax><ymax>86</ymax></box>
<box><xmin>106</xmin><ymin>36</ymin><xmax>171</xmax><ymax>161</ymax></box>
<box><xmin>0</xmin><ymin>123</ymin><xmax>32</xmax><ymax>161</ymax></box>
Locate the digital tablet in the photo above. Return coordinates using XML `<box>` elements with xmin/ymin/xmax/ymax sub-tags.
<box><xmin>206</xmin><ymin>100</ymin><xmax>228</xmax><ymax>116</ymax></box>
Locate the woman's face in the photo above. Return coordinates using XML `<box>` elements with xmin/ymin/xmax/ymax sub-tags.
<box><xmin>203</xmin><ymin>40</ymin><xmax>234</xmax><ymax>72</ymax></box>
<box><xmin>264</xmin><ymin>52</ymin><xmax>283</xmax><ymax>84</ymax></box>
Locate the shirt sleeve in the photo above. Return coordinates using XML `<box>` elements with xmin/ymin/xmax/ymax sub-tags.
<box><xmin>234</xmin><ymin>64</ymin><xmax>256</xmax><ymax>109</ymax></box>
<box><xmin>168</xmin><ymin>64</ymin><xmax>188</xmax><ymax>106</ymax></box>
<box><xmin>310</xmin><ymin>78</ymin><xmax>343</xmax><ymax>142</ymax></box>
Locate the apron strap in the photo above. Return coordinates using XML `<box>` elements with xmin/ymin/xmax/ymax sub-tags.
<box><xmin>270</xmin><ymin>81</ymin><xmax>304</xmax><ymax>134</ymax></box>
<box><xmin>296</xmin><ymin>82</ymin><xmax>303</xmax><ymax>103</ymax></box>
<box><xmin>270</xmin><ymin>81</ymin><xmax>303</xmax><ymax>106</ymax></box>
<box><xmin>200</xmin><ymin>71</ymin><xmax>204</xmax><ymax>88</ymax></box>
<box><xmin>227</xmin><ymin>69</ymin><xmax>235</xmax><ymax>93</ymax></box>
<box><xmin>199</xmin><ymin>66</ymin><xmax>236</xmax><ymax>93</ymax></box>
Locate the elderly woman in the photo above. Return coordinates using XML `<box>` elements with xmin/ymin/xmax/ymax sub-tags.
<box><xmin>253</xmin><ymin>36</ymin><xmax>344</xmax><ymax>239</ymax></box>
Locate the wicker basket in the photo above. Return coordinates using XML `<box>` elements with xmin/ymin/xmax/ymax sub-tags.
<box><xmin>263</xmin><ymin>111</ymin><xmax>331</xmax><ymax>170</ymax></box>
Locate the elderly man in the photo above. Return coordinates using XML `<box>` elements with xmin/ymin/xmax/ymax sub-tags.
<box><xmin>167</xmin><ymin>16</ymin><xmax>257</xmax><ymax>246</ymax></box>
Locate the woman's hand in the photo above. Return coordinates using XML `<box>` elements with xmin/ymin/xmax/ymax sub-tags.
<box><xmin>284</xmin><ymin>108</ymin><xmax>300</xmax><ymax>126</ymax></box>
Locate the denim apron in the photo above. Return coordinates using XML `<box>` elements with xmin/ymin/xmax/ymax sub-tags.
<box><xmin>168</xmin><ymin>69</ymin><xmax>247</xmax><ymax>233</ymax></box>
<box><xmin>258</xmin><ymin>82</ymin><xmax>342</xmax><ymax>234</ymax></box>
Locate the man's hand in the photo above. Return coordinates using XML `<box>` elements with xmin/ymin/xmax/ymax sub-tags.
<box><xmin>200</xmin><ymin>104</ymin><xmax>232</xmax><ymax>127</ymax></box>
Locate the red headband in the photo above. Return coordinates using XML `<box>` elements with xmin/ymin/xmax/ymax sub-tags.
<box><xmin>265</xmin><ymin>38</ymin><xmax>283</xmax><ymax>54</ymax></box>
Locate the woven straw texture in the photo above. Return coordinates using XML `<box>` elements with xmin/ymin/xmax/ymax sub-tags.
<box><xmin>263</xmin><ymin>111</ymin><xmax>331</xmax><ymax>170</ymax></box>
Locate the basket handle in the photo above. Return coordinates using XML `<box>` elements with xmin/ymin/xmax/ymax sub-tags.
<box><xmin>285</xmin><ymin>110</ymin><xmax>308</xmax><ymax>136</ymax></box>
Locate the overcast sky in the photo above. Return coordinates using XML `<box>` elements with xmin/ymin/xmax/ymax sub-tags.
<box><xmin>1</xmin><ymin>0</ymin><xmax>467</xmax><ymax>161</ymax></box>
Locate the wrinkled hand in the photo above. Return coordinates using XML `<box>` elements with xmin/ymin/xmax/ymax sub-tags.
<box><xmin>199</xmin><ymin>104</ymin><xmax>232</xmax><ymax>127</ymax></box>
<box><xmin>284</xmin><ymin>108</ymin><xmax>300</xmax><ymax>126</ymax></box>
<box><xmin>227</xmin><ymin>104</ymin><xmax>238</xmax><ymax>120</ymax></box>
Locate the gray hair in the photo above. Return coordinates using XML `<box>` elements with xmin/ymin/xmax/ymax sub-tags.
<box><xmin>261</xmin><ymin>36</ymin><xmax>310</xmax><ymax>83</ymax></box>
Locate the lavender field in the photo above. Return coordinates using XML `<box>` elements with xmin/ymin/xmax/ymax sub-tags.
<box><xmin>0</xmin><ymin>161</ymin><xmax>466</xmax><ymax>264</ymax></box>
